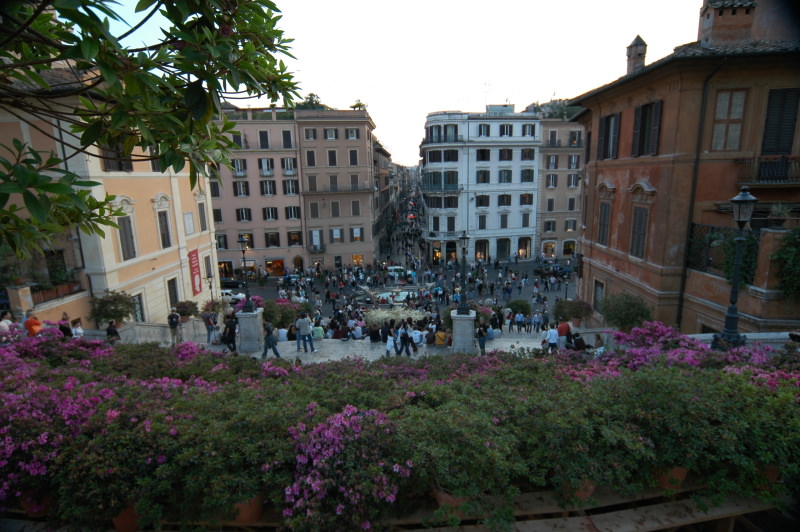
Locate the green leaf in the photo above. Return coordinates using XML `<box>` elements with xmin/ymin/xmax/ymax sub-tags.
<box><xmin>80</xmin><ymin>38</ymin><xmax>100</xmax><ymax>60</ymax></box>
<box><xmin>81</xmin><ymin>121</ymin><xmax>104</xmax><ymax>147</ymax></box>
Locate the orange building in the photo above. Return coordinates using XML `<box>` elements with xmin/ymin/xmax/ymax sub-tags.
<box><xmin>570</xmin><ymin>0</ymin><xmax>800</xmax><ymax>333</ymax></box>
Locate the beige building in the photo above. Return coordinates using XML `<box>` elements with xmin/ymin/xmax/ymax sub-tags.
<box><xmin>212</xmin><ymin>106</ymin><xmax>380</xmax><ymax>277</ymax></box>
<box><xmin>0</xmin><ymin>108</ymin><xmax>218</xmax><ymax>327</ymax></box>
<box><xmin>538</xmin><ymin>119</ymin><xmax>586</xmax><ymax>259</ymax></box>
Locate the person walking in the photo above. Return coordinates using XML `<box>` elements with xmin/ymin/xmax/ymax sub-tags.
<box><xmin>295</xmin><ymin>312</ymin><xmax>317</xmax><ymax>353</ymax></box>
<box><xmin>106</xmin><ymin>320</ymin><xmax>121</xmax><ymax>345</ymax></box>
<box><xmin>222</xmin><ymin>313</ymin><xmax>238</xmax><ymax>355</ymax></box>
<box><xmin>476</xmin><ymin>321</ymin><xmax>488</xmax><ymax>356</ymax></box>
<box><xmin>202</xmin><ymin>310</ymin><xmax>218</xmax><ymax>344</ymax></box>
<box><xmin>545</xmin><ymin>323</ymin><xmax>559</xmax><ymax>353</ymax></box>
<box><xmin>167</xmin><ymin>307</ymin><xmax>181</xmax><ymax>345</ymax></box>
<box><xmin>261</xmin><ymin>321</ymin><xmax>280</xmax><ymax>359</ymax></box>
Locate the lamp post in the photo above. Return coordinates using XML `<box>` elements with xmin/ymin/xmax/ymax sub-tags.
<box><xmin>564</xmin><ymin>280</ymin><xmax>569</xmax><ymax>300</ymax></box>
<box><xmin>237</xmin><ymin>234</ymin><xmax>254</xmax><ymax>312</ymax></box>
<box><xmin>711</xmin><ymin>186</ymin><xmax>757</xmax><ymax>351</ymax></box>
<box><xmin>458</xmin><ymin>231</ymin><xmax>470</xmax><ymax>315</ymax></box>
<box><xmin>205</xmin><ymin>273</ymin><xmax>215</xmax><ymax>300</ymax></box>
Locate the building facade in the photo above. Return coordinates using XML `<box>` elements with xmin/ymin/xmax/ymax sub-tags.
<box><xmin>419</xmin><ymin>105</ymin><xmax>542</xmax><ymax>265</ymax></box>
<box><xmin>212</xmin><ymin>106</ymin><xmax>380</xmax><ymax>277</ymax></box>
<box><xmin>570</xmin><ymin>0</ymin><xmax>800</xmax><ymax>333</ymax></box>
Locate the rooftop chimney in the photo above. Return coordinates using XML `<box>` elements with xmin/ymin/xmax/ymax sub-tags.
<box><xmin>626</xmin><ymin>35</ymin><xmax>647</xmax><ymax>74</ymax></box>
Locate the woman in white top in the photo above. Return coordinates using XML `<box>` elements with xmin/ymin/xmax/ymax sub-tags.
<box><xmin>0</xmin><ymin>310</ymin><xmax>13</xmax><ymax>343</ymax></box>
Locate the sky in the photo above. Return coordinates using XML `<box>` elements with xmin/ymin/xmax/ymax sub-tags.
<box><xmin>116</xmin><ymin>0</ymin><xmax>704</xmax><ymax>166</ymax></box>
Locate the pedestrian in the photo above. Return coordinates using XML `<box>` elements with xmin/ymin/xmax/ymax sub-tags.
<box><xmin>167</xmin><ymin>307</ymin><xmax>181</xmax><ymax>345</ymax></box>
<box><xmin>557</xmin><ymin>318</ymin><xmax>571</xmax><ymax>349</ymax></box>
<box><xmin>261</xmin><ymin>321</ymin><xmax>280</xmax><ymax>359</ymax></box>
<box><xmin>545</xmin><ymin>323</ymin><xmax>559</xmax><ymax>353</ymax></box>
<box><xmin>295</xmin><ymin>312</ymin><xmax>317</xmax><ymax>353</ymax></box>
<box><xmin>0</xmin><ymin>310</ymin><xmax>14</xmax><ymax>344</ymax></box>
<box><xmin>70</xmin><ymin>317</ymin><xmax>84</xmax><ymax>338</ymax></box>
<box><xmin>24</xmin><ymin>310</ymin><xmax>42</xmax><ymax>337</ymax></box>
<box><xmin>222</xmin><ymin>313</ymin><xmax>238</xmax><ymax>355</ymax></box>
<box><xmin>202</xmin><ymin>310</ymin><xmax>218</xmax><ymax>344</ymax></box>
<box><xmin>58</xmin><ymin>311</ymin><xmax>73</xmax><ymax>339</ymax></box>
<box><xmin>476</xmin><ymin>321</ymin><xmax>488</xmax><ymax>356</ymax></box>
<box><xmin>106</xmin><ymin>320</ymin><xmax>121</xmax><ymax>345</ymax></box>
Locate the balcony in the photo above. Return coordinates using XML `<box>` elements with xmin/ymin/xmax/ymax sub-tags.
<box><xmin>259</xmin><ymin>170</ymin><xmax>274</xmax><ymax>177</ymax></box>
<box><xmin>420</xmin><ymin>135</ymin><xmax>464</xmax><ymax>145</ymax></box>
<box><xmin>233</xmin><ymin>169</ymin><xmax>247</xmax><ymax>178</ymax></box>
<box><xmin>307</xmin><ymin>244</ymin><xmax>326</xmax><ymax>254</ymax></box>
<box><xmin>419</xmin><ymin>183</ymin><xmax>460</xmax><ymax>192</ymax></box>
<box><xmin>31</xmin><ymin>281</ymin><xmax>83</xmax><ymax>305</ymax></box>
<box><xmin>283</xmin><ymin>168</ymin><xmax>297</xmax><ymax>176</ymax></box>
<box><xmin>736</xmin><ymin>156</ymin><xmax>800</xmax><ymax>187</ymax></box>
<box><xmin>545</xmin><ymin>139</ymin><xmax>583</xmax><ymax>148</ymax></box>
<box><xmin>304</xmin><ymin>183</ymin><xmax>376</xmax><ymax>194</ymax></box>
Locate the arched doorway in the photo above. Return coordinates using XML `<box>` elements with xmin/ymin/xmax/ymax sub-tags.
<box><xmin>517</xmin><ymin>237</ymin><xmax>531</xmax><ymax>259</ymax></box>
<box><xmin>475</xmin><ymin>239</ymin><xmax>489</xmax><ymax>262</ymax></box>
<box><xmin>292</xmin><ymin>256</ymin><xmax>304</xmax><ymax>273</ymax></box>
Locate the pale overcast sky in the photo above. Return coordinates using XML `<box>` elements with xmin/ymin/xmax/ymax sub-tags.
<box><xmin>117</xmin><ymin>0</ymin><xmax>704</xmax><ymax>165</ymax></box>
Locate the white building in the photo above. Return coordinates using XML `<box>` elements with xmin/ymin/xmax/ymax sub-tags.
<box><xmin>419</xmin><ymin>104</ymin><xmax>541</xmax><ymax>265</ymax></box>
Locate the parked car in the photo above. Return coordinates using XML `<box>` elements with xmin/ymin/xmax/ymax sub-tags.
<box><xmin>220</xmin><ymin>278</ymin><xmax>245</xmax><ymax>289</ymax></box>
<box><xmin>220</xmin><ymin>289</ymin><xmax>246</xmax><ymax>304</ymax></box>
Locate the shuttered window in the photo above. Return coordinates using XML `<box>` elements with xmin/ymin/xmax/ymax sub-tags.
<box><xmin>631</xmin><ymin>101</ymin><xmax>662</xmax><ymax>156</ymax></box>
<box><xmin>762</xmin><ymin>88</ymin><xmax>800</xmax><ymax>155</ymax></box>
<box><xmin>598</xmin><ymin>113</ymin><xmax>620</xmax><ymax>160</ymax></box>
<box><xmin>630</xmin><ymin>206</ymin><xmax>648</xmax><ymax>259</ymax></box>
<box><xmin>598</xmin><ymin>201</ymin><xmax>611</xmax><ymax>246</ymax></box>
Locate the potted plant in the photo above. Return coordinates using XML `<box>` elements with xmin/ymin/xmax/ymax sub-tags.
<box><xmin>175</xmin><ymin>300</ymin><xmax>199</xmax><ymax>322</ymax></box>
<box><xmin>89</xmin><ymin>289</ymin><xmax>137</xmax><ymax>325</ymax></box>
<box><xmin>554</xmin><ymin>298</ymin><xmax>593</xmax><ymax>326</ymax></box>
<box><xmin>768</xmin><ymin>203</ymin><xmax>791</xmax><ymax>228</ymax></box>
<box><xmin>599</xmin><ymin>292</ymin><xmax>652</xmax><ymax>332</ymax></box>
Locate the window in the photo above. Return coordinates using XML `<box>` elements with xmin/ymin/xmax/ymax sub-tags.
<box><xmin>233</xmin><ymin>181</ymin><xmax>250</xmax><ymax>197</ymax></box>
<box><xmin>521</xmin><ymin>169</ymin><xmax>534</xmax><ymax>182</ymax></box>
<box><xmin>350</xmin><ymin>227</ymin><xmax>363</xmax><ymax>242</ymax></box>
<box><xmin>351</xmin><ymin>200</ymin><xmax>360</xmax><ymax>216</ymax></box>
<box><xmin>546</xmin><ymin>174</ymin><xmax>558</xmax><ymax>188</ymax></box>
<box><xmin>711</xmin><ymin>90</ymin><xmax>745</xmax><ymax>151</ymax></box>
<box><xmin>329</xmin><ymin>174</ymin><xmax>338</xmax><ymax>191</ymax></box>
<box><xmin>309</xmin><ymin>229</ymin><xmax>323</xmax><ymax>250</ymax></box>
<box><xmin>499</xmin><ymin>169</ymin><xmax>512</xmax><ymax>183</ymax></box>
<box><xmin>444</xmin><ymin>196</ymin><xmax>459</xmax><ymax>208</ymax></box>
<box><xmin>500</xmin><ymin>124</ymin><xmax>512</xmax><ymax>136</ymax></box>
<box><xmin>478</xmin><ymin>215</ymin><xmax>486</xmax><ymax>229</ymax></box>
<box><xmin>349</xmin><ymin>149</ymin><xmax>358</xmax><ymax>165</ymax></box>
<box><xmin>544</xmin><ymin>220</ymin><xmax>556</xmax><ymax>232</ymax></box>
<box><xmin>213</xmin><ymin>208</ymin><xmax>222</xmax><ymax>223</ymax></box>
<box><xmin>308</xmin><ymin>175</ymin><xmax>317</xmax><ymax>191</ymax></box>
<box><xmin>349</xmin><ymin>175</ymin><xmax>358</xmax><ymax>190</ymax></box>
<box><xmin>427</xmin><ymin>151</ymin><xmax>442</xmax><ymax>163</ymax></box>
<box><xmin>593</xmin><ymin>280</ymin><xmax>605</xmax><ymax>311</ymax></box>
<box><xmin>432</xmin><ymin>217</ymin><xmax>440</xmax><ymax>231</ymax></box>
<box><xmin>498</xmin><ymin>194</ymin><xmax>512</xmax><ymax>207</ymax></box>
<box><xmin>546</xmin><ymin>198</ymin><xmax>555</xmax><ymax>212</ymax></box>
<box><xmin>444</xmin><ymin>124</ymin><xmax>458</xmax><ymax>141</ymax></box>
<box><xmin>157</xmin><ymin>210</ymin><xmax>171</xmax><ymax>248</ymax></box>
<box><xmin>167</xmin><ymin>278</ymin><xmax>179</xmax><ymax>308</ymax></box>
<box><xmin>500</xmin><ymin>214</ymin><xmax>508</xmax><ymax>228</ymax></box>
<box><xmin>240</xmin><ymin>233</ymin><xmax>253</xmax><ymax>248</ymax></box>
<box><xmin>568</xmin><ymin>131</ymin><xmax>582</xmax><ymax>146</ymax></box>
<box><xmin>568</xmin><ymin>154</ymin><xmax>580</xmax><ymax>169</ymax></box>
<box><xmin>262</xmin><ymin>207</ymin><xmax>278</xmax><ymax>221</ymax></box>
<box><xmin>204</xmin><ymin>255</ymin><xmax>213</xmax><ymax>279</ymax></box>
<box><xmin>522</xmin><ymin>123</ymin><xmax>535</xmax><ymax>136</ymax></box>
<box><xmin>549</xmin><ymin>130</ymin><xmax>558</xmax><ymax>146</ymax></box>
<box><xmin>118</xmin><ymin>215</ymin><xmax>136</xmax><ymax>260</ymax></box>
<box><xmin>280</xmin><ymin>130</ymin><xmax>291</xmax><ymax>149</ymax></box>
<box><xmin>478</xmin><ymin>123</ymin><xmax>490</xmax><ymax>136</ymax></box>
<box><xmin>331</xmin><ymin>201</ymin><xmax>340</xmax><ymax>217</ymax></box>
<box><xmin>285</xmin><ymin>206</ymin><xmax>300</xmax><ymax>220</ymax></box>
<box><xmin>499</xmin><ymin>149</ymin><xmax>512</xmax><ymax>161</ymax></box>
<box><xmin>762</xmin><ymin>88</ymin><xmax>800</xmax><ymax>155</ymax></box>
<box><xmin>101</xmin><ymin>145</ymin><xmax>133</xmax><ymax>171</ymax></box>
<box><xmin>568</xmin><ymin>197</ymin><xmax>576</xmax><ymax>211</ymax></box>
<box><xmin>260</xmin><ymin>180</ymin><xmax>276</xmax><ymax>195</ymax></box>
<box><xmin>330</xmin><ymin>228</ymin><xmax>344</xmax><ymax>243</ymax></box>
<box><xmin>184</xmin><ymin>212</ymin><xmax>195</xmax><ymax>235</ymax></box>
<box><xmin>631</xmin><ymin>100</ymin><xmax>662</xmax><ymax>156</ymax></box>
<box><xmin>236</xmin><ymin>208</ymin><xmax>252</xmax><ymax>222</ymax></box>
<box><xmin>324</xmin><ymin>128</ymin><xmax>338</xmax><ymax>140</ymax></box>
<box><xmin>258</xmin><ymin>157</ymin><xmax>274</xmax><ymax>176</ymax></box>
<box><xmin>598</xmin><ymin>201</ymin><xmax>611</xmax><ymax>246</ymax></box>
<box><xmin>521</xmin><ymin>148</ymin><xmax>534</xmax><ymax>160</ymax></box>
<box><xmin>447</xmin><ymin>216</ymin><xmax>455</xmax><ymax>231</ymax></box>
<box><xmin>521</xmin><ymin>212</ymin><xmax>530</xmax><ymax>227</ymax></box>
<box><xmin>288</xmin><ymin>231</ymin><xmax>303</xmax><ymax>246</ymax></box>
<box><xmin>476</xmin><ymin>149</ymin><xmax>490</xmax><ymax>161</ymax></box>
<box><xmin>209</xmin><ymin>180</ymin><xmax>220</xmax><ymax>197</ymax></box>
<box><xmin>283</xmin><ymin>179</ymin><xmax>299</xmax><ymax>194</ymax></box>
<box><xmin>565</xmin><ymin>219</ymin><xmax>577</xmax><ymax>232</ymax></box>
<box><xmin>444</xmin><ymin>150</ymin><xmax>458</xmax><ymax>162</ymax></box>
<box><xmin>546</xmin><ymin>154</ymin><xmax>558</xmax><ymax>169</ymax></box>
<box><xmin>216</xmin><ymin>233</ymin><xmax>227</xmax><ymax>249</ymax></box>
<box><xmin>520</xmin><ymin>193</ymin><xmax>533</xmax><ymax>205</ymax></box>
<box><xmin>306</xmin><ymin>150</ymin><xmax>316</xmax><ymax>167</ymax></box>
<box><xmin>310</xmin><ymin>202</ymin><xmax>319</xmax><ymax>218</ymax></box>
<box><xmin>476</xmin><ymin>195</ymin><xmax>490</xmax><ymax>207</ymax></box>
<box><xmin>232</xmin><ymin>158</ymin><xmax>247</xmax><ymax>176</ymax></box>
<box><xmin>427</xmin><ymin>125</ymin><xmax>442</xmax><ymax>142</ymax></box>
<box><xmin>304</xmin><ymin>128</ymin><xmax>317</xmax><ymax>140</ymax></box>
<box><xmin>476</xmin><ymin>169</ymin><xmax>490</xmax><ymax>184</ymax></box>
<box><xmin>567</xmin><ymin>173</ymin><xmax>580</xmax><ymax>188</ymax></box>
<box><xmin>327</xmin><ymin>150</ymin><xmax>337</xmax><ymax>166</ymax></box>
<box><xmin>265</xmin><ymin>232</ymin><xmax>280</xmax><ymax>247</ymax></box>
<box><xmin>444</xmin><ymin>171</ymin><xmax>458</xmax><ymax>187</ymax></box>
<box><xmin>630</xmin><ymin>206</ymin><xmax>648</xmax><ymax>258</ymax></box>
<box><xmin>149</xmin><ymin>146</ymin><xmax>162</xmax><ymax>172</ymax></box>
<box><xmin>198</xmin><ymin>203</ymin><xmax>207</xmax><ymax>231</ymax></box>
<box><xmin>281</xmin><ymin>157</ymin><xmax>297</xmax><ymax>174</ymax></box>
<box><xmin>231</xmin><ymin>133</ymin><xmax>243</xmax><ymax>148</ymax></box>
<box><xmin>346</xmin><ymin>127</ymin><xmax>359</xmax><ymax>140</ymax></box>
<box><xmin>258</xmin><ymin>130</ymin><xmax>269</xmax><ymax>149</ymax></box>
<box><xmin>598</xmin><ymin>112</ymin><xmax>621</xmax><ymax>159</ymax></box>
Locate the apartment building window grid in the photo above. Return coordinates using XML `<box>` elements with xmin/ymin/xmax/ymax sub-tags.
<box><xmin>521</xmin><ymin>148</ymin><xmax>534</xmax><ymax>160</ymax></box>
<box><xmin>546</xmin><ymin>198</ymin><xmax>555</xmax><ymax>212</ymax></box>
<box><xmin>568</xmin><ymin>154</ymin><xmax>581</xmax><ymax>169</ymax></box>
<box><xmin>499</xmin><ymin>149</ymin><xmax>512</xmax><ymax>161</ymax></box>
<box><xmin>325</xmin><ymin>128</ymin><xmax>338</xmax><ymax>140</ymax></box>
<box><xmin>500</xmin><ymin>214</ymin><xmax>508</xmax><ymax>229</ymax></box>
<box><xmin>711</xmin><ymin>90</ymin><xmax>746</xmax><ymax>151</ymax></box>
<box><xmin>232</xmin><ymin>158</ymin><xmax>247</xmax><ymax>176</ymax></box>
<box><xmin>235</xmin><ymin>208</ymin><xmax>252</xmax><ymax>222</ymax></box>
<box><xmin>304</xmin><ymin>128</ymin><xmax>317</xmax><ymax>140</ymax></box>
<box><xmin>306</xmin><ymin>150</ymin><xmax>316</xmax><ymax>167</ymax></box>
<box><xmin>157</xmin><ymin>210</ymin><xmax>171</xmax><ymax>248</ymax></box>
<box><xmin>346</xmin><ymin>127</ymin><xmax>360</xmax><ymax>140</ymax></box>
<box><xmin>288</xmin><ymin>231</ymin><xmax>302</xmax><ymax>246</ymax></box>
<box><xmin>631</xmin><ymin>100</ymin><xmax>662</xmax><ymax>156</ymax></box>
<box><xmin>630</xmin><ymin>206</ymin><xmax>649</xmax><ymax>258</ymax></box>
<box><xmin>327</xmin><ymin>150</ymin><xmax>337</xmax><ymax>166</ymax></box>
<box><xmin>282</xmin><ymin>179</ymin><xmax>299</xmax><ymax>195</ymax></box>
<box><xmin>476</xmin><ymin>149</ymin><xmax>490</xmax><ymax>161</ymax></box>
<box><xmin>521</xmin><ymin>212</ymin><xmax>530</xmax><ymax>227</ymax></box>
<box><xmin>522</xmin><ymin>123</ymin><xmax>535</xmax><ymax>136</ymax></box>
<box><xmin>198</xmin><ymin>203</ymin><xmax>207</xmax><ymax>231</ymax></box>
<box><xmin>499</xmin><ymin>169</ymin><xmax>512</xmax><ymax>183</ymax></box>
<box><xmin>598</xmin><ymin>201</ymin><xmax>611</xmax><ymax>246</ymax></box>
<box><xmin>498</xmin><ymin>194</ymin><xmax>511</xmax><ymax>207</ymax></box>
<box><xmin>331</xmin><ymin>201</ymin><xmax>340</xmax><ymax>217</ymax></box>
<box><xmin>500</xmin><ymin>124</ymin><xmax>512</xmax><ymax>136</ymax></box>
<box><xmin>544</xmin><ymin>220</ymin><xmax>555</xmax><ymax>232</ymax></box>
<box><xmin>521</xmin><ymin>169</ymin><xmax>534</xmax><ymax>182</ymax></box>
<box><xmin>568</xmin><ymin>197</ymin><xmax>576</xmax><ymax>211</ymax></box>
<box><xmin>265</xmin><ymin>232</ymin><xmax>280</xmax><ymax>247</ymax></box>
<box><xmin>565</xmin><ymin>219</ymin><xmax>577</xmax><ymax>232</ymax></box>
<box><xmin>351</xmin><ymin>200</ymin><xmax>360</xmax><ymax>216</ymax></box>
<box><xmin>567</xmin><ymin>174</ymin><xmax>580</xmax><ymax>188</ymax></box>
<box><xmin>476</xmin><ymin>169</ymin><xmax>490</xmax><ymax>184</ymax></box>
<box><xmin>330</xmin><ymin>228</ymin><xmax>344</xmax><ymax>243</ymax></box>
<box><xmin>350</xmin><ymin>174</ymin><xmax>358</xmax><ymax>190</ymax></box>
<box><xmin>598</xmin><ymin>112</ymin><xmax>621</xmax><ymax>159</ymax></box>
<box><xmin>102</xmin><ymin>145</ymin><xmax>133</xmax><ymax>172</ymax></box>
<box><xmin>546</xmin><ymin>154</ymin><xmax>558</xmax><ymax>169</ymax></box>
<box><xmin>478</xmin><ymin>123</ymin><xmax>490</xmax><ymax>136</ymax></box>
<box><xmin>285</xmin><ymin>206</ymin><xmax>300</xmax><ymax>220</ymax></box>
<box><xmin>233</xmin><ymin>181</ymin><xmax>250</xmax><ymax>197</ymax></box>
<box><xmin>216</xmin><ymin>234</ymin><xmax>228</xmax><ymax>249</ymax></box>
<box><xmin>260</xmin><ymin>180</ymin><xmax>276</xmax><ymax>196</ymax></box>
<box><xmin>478</xmin><ymin>215</ymin><xmax>486</xmax><ymax>230</ymax></box>
<box><xmin>476</xmin><ymin>195</ymin><xmax>490</xmax><ymax>207</ymax></box>
<box><xmin>258</xmin><ymin>157</ymin><xmax>274</xmax><ymax>176</ymax></box>
<box><xmin>118</xmin><ymin>215</ymin><xmax>136</xmax><ymax>260</ymax></box>
<box><xmin>259</xmin><ymin>130</ymin><xmax>269</xmax><ymax>149</ymax></box>
<box><xmin>520</xmin><ymin>193</ymin><xmax>533</xmax><ymax>205</ymax></box>
<box><xmin>209</xmin><ymin>180</ymin><xmax>220</xmax><ymax>197</ymax></box>
<box><xmin>212</xmin><ymin>208</ymin><xmax>222</xmax><ymax>223</ymax></box>
<box><xmin>262</xmin><ymin>207</ymin><xmax>278</xmax><ymax>221</ymax></box>
<box><xmin>349</xmin><ymin>149</ymin><xmax>358</xmax><ymax>165</ymax></box>
<box><xmin>546</xmin><ymin>174</ymin><xmax>558</xmax><ymax>188</ymax></box>
<box><xmin>310</xmin><ymin>202</ymin><xmax>319</xmax><ymax>218</ymax></box>
<box><xmin>350</xmin><ymin>227</ymin><xmax>364</xmax><ymax>242</ymax></box>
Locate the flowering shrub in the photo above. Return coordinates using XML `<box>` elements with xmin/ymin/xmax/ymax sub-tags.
<box><xmin>234</xmin><ymin>294</ymin><xmax>265</xmax><ymax>312</ymax></box>
<box><xmin>284</xmin><ymin>405</ymin><xmax>411</xmax><ymax>531</ymax></box>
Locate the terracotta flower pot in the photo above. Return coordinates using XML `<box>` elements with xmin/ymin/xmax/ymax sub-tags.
<box><xmin>433</xmin><ymin>488</ymin><xmax>468</xmax><ymax>519</ymax></box>
<box><xmin>572</xmin><ymin>479</ymin><xmax>595</xmax><ymax>500</ymax></box>
<box><xmin>112</xmin><ymin>502</ymin><xmax>140</xmax><ymax>532</ymax></box>
<box><xmin>233</xmin><ymin>494</ymin><xmax>264</xmax><ymax>524</ymax></box>
<box><xmin>656</xmin><ymin>466</ymin><xmax>689</xmax><ymax>489</ymax></box>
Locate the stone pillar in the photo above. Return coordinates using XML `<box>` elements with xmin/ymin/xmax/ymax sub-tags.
<box><xmin>753</xmin><ymin>228</ymin><xmax>787</xmax><ymax>291</ymax></box>
<box><xmin>237</xmin><ymin>308</ymin><xmax>264</xmax><ymax>356</ymax></box>
<box><xmin>6</xmin><ymin>285</ymin><xmax>33</xmax><ymax>317</ymax></box>
<box><xmin>450</xmin><ymin>309</ymin><xmax>476</xmax><ymax>355</ymax></box>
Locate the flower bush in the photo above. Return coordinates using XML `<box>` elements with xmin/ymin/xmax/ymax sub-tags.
<box><xmin>1</xmin><ymin>323</ymin><xmax>799</xmax><ymax>529</ymax></box>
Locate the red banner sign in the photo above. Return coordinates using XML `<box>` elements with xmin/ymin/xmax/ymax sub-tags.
<box><xmin>188</xmin><ymin>249</ymin><xmax>202</xmax><ymax>296</ymax></box>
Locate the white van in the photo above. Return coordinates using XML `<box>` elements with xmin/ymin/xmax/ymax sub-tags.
<box><xmin>386</xmin><ymin>265</ymin><xmax>407</xmax><ymax>281</ymax></box>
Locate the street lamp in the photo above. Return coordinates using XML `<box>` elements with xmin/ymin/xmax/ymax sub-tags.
<box><xmin>457</xmin><ymin>231</ymin><xmax>470</xmax><ymax>315</ymax></box>
<box><xmin>564</xmin><ymin>280</ymin><xmax>569</xmax><ymax>300</ymax></box>
<box><xmin>205</xmin><ymin>273</ymin><xmax>215</xmax><ymax>300</ymax></box>
<box><xmin>237</xmin><ymin>234</ymin><xmax>254</xmax><ymax>312</ymax></box>
<box><xmin>712</xmin><ymin>186</ymin><xmax>757</xmax><ymax>351</ymax></box>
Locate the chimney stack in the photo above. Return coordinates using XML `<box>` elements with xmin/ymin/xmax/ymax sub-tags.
<box><xmin>626</xmin><ymin>35</ymin><xmax>647</xmax><ymax>74</ymax></box>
